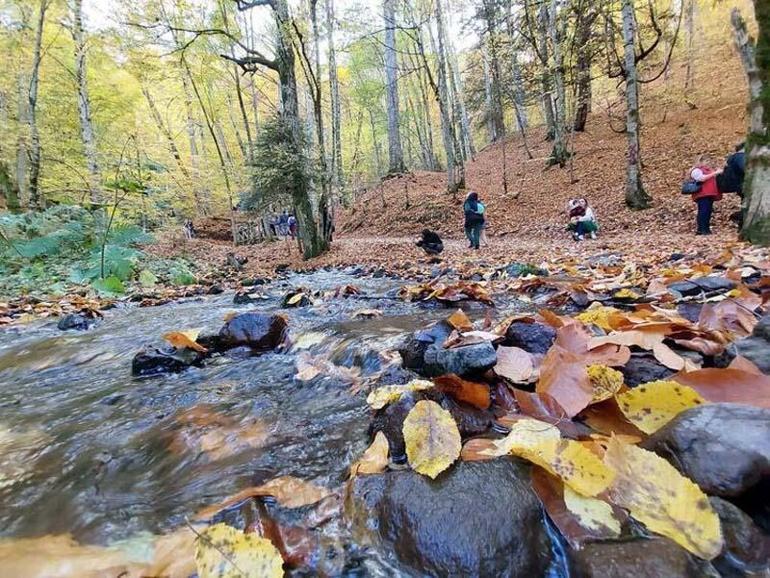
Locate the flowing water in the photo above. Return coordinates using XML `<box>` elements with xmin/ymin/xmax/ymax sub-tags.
<box><xmin>0</xmin><ymin>270</ymin><xmax>487</xmax><ymax>574</ymax></box>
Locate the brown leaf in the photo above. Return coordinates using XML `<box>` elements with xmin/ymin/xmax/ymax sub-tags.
<box><xmin>446</xmin><ymin>309</ymin><xmax>473</xmax><ymax>332</ymax></box>
<box><xmin>495</xmin><ymin>346</ymin><xmax>535</xmax><ymax>382</ymax></box>
<box><xmin>673</xmin><ymin>368</ymin><xmax>770</xmax><ymax>408</ymax></box>
<box><xmin>460</xmin><ymin>437</ymin><xmax>499</xmax><ymax>461</ymax></box>
<box><xmin>536</xmin><ymin>346</ymin><xmax>593</xmax><ymax>418</ymax></box>
<box><xmin>434</xmin><ymin>374</ymin><xmax>491</xmax><ymax>410</ymax></box>
<box><xmin>350</xmin><ymin>431</ymin><xmax>389</xmax><ymax>477</ymax></box>
<box><xmin>163</xmin><ymin>330</ymin><xmax>208</xmax><ymax>353</ymax></box>
<box><xmin>698</xmin><ymin>299</ymin><xmax>758</xmax><ymax>338</ymax></box>
<box><xmin>195</xmin><ymin>476</ymin><xmax>333</xmax><ymax>520</ymax></box>
<box><xmin>580</xmin><ymin>400</ymin><xmax>646</xmax><ymax>439</ymax></box>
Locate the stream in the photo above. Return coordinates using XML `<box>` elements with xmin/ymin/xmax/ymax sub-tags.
<box><xmin>1</xmin><ymin>269</ymin><xmax>538</xmax><ymax>575</ymax></box>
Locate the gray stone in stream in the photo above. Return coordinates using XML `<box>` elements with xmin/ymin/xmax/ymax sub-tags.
<box><xmin>57</xmin><ymin>312</ymin><xmax>98</xmax><ymax>331</ymax></box>
<box><xmin>131</xmin><ymin>347</ymin><xmax>202</xmax><ymax>377</ymax></box>
<box><xmin>692</xmin><ymin>276</ymin><xmax>736</xmax><ymax>293</ymax></box>
<box><xmin>503</xmin><ymin>321</ymin><xmax>556</xmax><ymax>354</ymax></box>
<box><xmin>569</xmin><ymin>538</ymin><xmax>718</xmax><ymax>578</ymax></box>
<box><xmin>620</xmin><ymin>354</ymin><xmax>675</xmax><ymax>387</ymax></box>
<box><xmin>644</xmin><ymin>403</ymin><xmax>770</xmax><ymax>497</ymax></box>
<box><xmin>218</xmin><ymin>312</ymin><xmax>288</xmax><ymax>350</ymax></box>
<box><xmin>668</xmin><ymin>281</ymin><xmax>701</xmax><ymax>297</ymax></box>
<box><xmin>346</xmin><ymin>459</ymin><xmax>552</xmax><ymax>577</ymax></box>
<box><xmin>710</xmin><ymin>497</ymin><xmax>770</xmax><ymax>578</ymax></box>
<box><xmin>733</xmin><ymin>314</ymin><xmax>770</xmax><ymax>374</ymax></box>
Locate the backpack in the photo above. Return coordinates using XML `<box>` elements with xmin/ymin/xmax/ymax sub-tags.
<box><xmin>681</xmin><ymin>179</ymin><xmax>702</xmax><ymax>195</ymax></box>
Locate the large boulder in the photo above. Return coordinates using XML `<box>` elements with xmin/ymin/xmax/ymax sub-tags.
<box><xmin>569</xmin><ymin>538</ymin><xmax>717</xmax><ymax>578</ymax></box>
<box><xmin>733</xmin><ymin>314</ymin><xmax>770</xmax><ymax>374</ymax></box>
<box><xmin>503</xmin><ymin>321</ymin><xmax>556</xmax><ymax>354</ymax></box>
<box><xmin>346</xmin><ymin>459</ymin><xmax>552</xmax><ymax>577</ymax></box>
<box><xmin>644</xmin><ymin>403</ymin><xmax>770</xmax><ymax>497</ymax></box>
<box><xmin>218</xmin><ymin>312</ymin><xmax>288</xmax><ymax>350</ymax></box>
<box><xmin>399</xmin><ymin>322</ymin><xmax>497</xmax><ymax>378</ymax></box>
<box><xmin>710</xmin><ymin>497</ymin><xmax>770</xmax><ymax>577</ymax></box>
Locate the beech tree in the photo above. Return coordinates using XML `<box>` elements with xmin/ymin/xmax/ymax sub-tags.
<box><xmin>383</xmin><ymin>0</ymin><xmax>406</xmax><ymax>174</ymax></box>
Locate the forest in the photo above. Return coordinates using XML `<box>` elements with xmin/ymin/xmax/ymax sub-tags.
<box><xmin>1</xmin><ymin>0</ymin><xmax>770</xmax><ymax>577</ymax></box>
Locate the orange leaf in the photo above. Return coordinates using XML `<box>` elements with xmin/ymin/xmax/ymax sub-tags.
<box><xmin>536</xmin><ymin>345</ymin><xmax>593</xmax><ymax>418</ymax></box>
<box><xmin>673</xmin><ymin>368</ymin><xmax>770</xmax><ymax>409</ymax></box>
<box><xmin>163</xmin><ymin>330</ymin><xmax>208</xmax><ymax>353</ymax></box>
<box><xmin>460</xmin><ymin>437</ymin><xmax>498</xmax><ymax>461</ymax></box>
<box><xmin>434</xmin><ymin>374</ymin><xmax>491</xmax><ymax>410</ymax></box>
<box><xmin>446</xmin><ymin>309</ymin><xmax>473</xmax><ymax>332</ymax></box>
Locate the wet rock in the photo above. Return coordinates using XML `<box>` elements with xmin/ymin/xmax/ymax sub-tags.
<box><xmin>346</xmin><ymin>459</ymin><xmax>552</xmax><ymax>576</ymax></box>
<box><xmin>399</xmin><ymin>321</ymin><xmax>497</xmax><ymax>378</ymax></box>
<box><xmin>645</xmin><ymin>403</ymin><xmax>770</xmax><ymax>497</ymax></box>
<box><xmin>503</xmin><ymin>321</ymin><xmax>556</xmax><ymax>354</ymax></box>
<box><xmin>710</xmin><ymin>497</ymin><xmax>770</xmax><ymax>578</ymax></box>
<box><xmin>569</xmin><ymin>538</ymin><xmax>717</xmax><ymax>578</ymax></box>
<box><xmin>281</xmin><ymin>292</ymin><xmax>312</xmax><ymax>308</ymax></box>
<box><xmin>668</xmin><ymin>281</ymin><xmax>701</xmax><ymax>297</ymax></box>
<box><xmin>677</xmin><ymin>302</ymin><xmax>704</xmax><ymax>324</ymax></box>
<box><xmin>218</xmin><ymin>312</ymin><xmax>288</xmax><ymax>350</ymax></box>
<box><xmin>57</xmin><ymin>312</ymin><xmax>98</xmax><ymax>331</ymax></box>
<box><xmin>620</xmin><ymin>353</ymin><xmax>675</xmax><ymax>387</ymax></box>
<box><xmin>233</xmin><ymin>290</ymin><xmax>264</xmax><ymax>305</ymax></box>
<box><xmin>502</xmin><ymin>262</ymin><xmax>548</xmax><ymax>277</ymax></box>
<box><xmin>131</xmin><ymin>347</ymin><xmax>202</xmax><ymax>377</ymax></box>
<box><xmin>692</xmin><ymin>276</ymin><xmax>736</xmax><ymax>293</ymax></box>
<box><xmin>241</xmin><ymin>277</ymin><xmax>268</xmax><ymax>287</ymax></box>
<box><xmin>733</xmin><ymin>314</ymin><xmax>770</xmax><ymax>374</ymax></box>
<box><xmin>369</xmin><ymin>395</ymin><xmax>416</xmax><ymax>462</ymax></box>
<box><xmin>207</xmin><ymin>284</ymin><xmax>224</xmax><ymax>295</ymax></box>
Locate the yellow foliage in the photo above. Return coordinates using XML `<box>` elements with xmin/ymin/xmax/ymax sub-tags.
<box><xmin>587</xmin><ymin>365</ymin><xmax>624</xmax><ymax>403</ymax></box>
<box><xmin>366</xmin><ymin>380</ymin><xmax>434</xmax><ymax>410</ymax></box>
<box><xmin>195</xmin><ymin>523</ymin><xmax>283</xmax><ymax>578</ymax></box>
<box><xmin>603</xmin><ymin>439</ymin><xmax>723</xmax><ymax>560</ymax></box>
<box><xmin>402</xmin><ymin>400</ymin><xmax>461</xmax><ymax>479</ymax></box>
<box><xmin>563</xmin><ymin>485</ymin><xmax>621</xmax><ymax>537</ymax></box>
<box><xmin>616</xmin><ymin>380</ymin><xmax>706</xmax><ymax>434</ymax></box>
<box><xmin>576</xmin><ymin>305</ymin><xmax>624</xmax><ymax>331</ymax></box>
<box><xmin>485</xmin><ymin>418</ymin><xmax>615</xmax><ymax>496</ymax></box>
<box><xmin>613</xmin><ymin>288</ymin><xmax>641</xmax><ymax>300</ymax></box>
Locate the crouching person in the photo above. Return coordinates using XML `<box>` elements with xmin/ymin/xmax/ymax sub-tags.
<box><xmin>416</xmin><ymin>229</ymin><xmax>444</xmax><ymax>255</ymax></box>
<box><xmin>567</xmin><ymin>198</ymin><xmax>599</xmax><ymax>241</ymax></box>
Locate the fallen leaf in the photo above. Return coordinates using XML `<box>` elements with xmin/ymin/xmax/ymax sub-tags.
<box><xmin>366</xmin><ymin>379</ymin><xmax>434</xmax><ymax>410</ymax></box>
<box><xmin>531</xmin><ymin>468</ymin><xmax>622</xmax><ymax>549</ymax></box>
<box><xmin>349</xmin><ymin>431</ymin><xmax>389</xmax><ymax>477</ymax></box>
<box><xmin>495</xmin><ymin>346</ymin><xmax>535</xmax><ymax>382</ymax></box>
<box><xmin>603</xmin><ymin>438</ymin><xmax>723</xmax><ymax>559</ymax></box>
<box><xmin>402</xmin><ymin>400</ymin><xmax>461</xmax><ymax>479</ymax></box>
<box><xmin>580</xmin><ymin>401</ymin><xmax>646</xmax><ymax>438</ymax></box>
<box><xmin>615</xmin><ymin>380</ymin><xmax>706</xmax><ymax>434</ymax></box>
<box><xmin>699</xmin><ymin>299</ymin><xmax>758</xmax><ymax>338</ymax></box>
<box><xmin>484</xmin><ymin>418</ymin><xmax>615</xmax><ymax>496</ymax></box>
<box><xmin>433</xmin><ymin>374</ymin><xmax>491</xmax><ymax>409</ymax></box>
<box><xmin>587</xmin><ymin>365</ymin><xmax>624</xmax><ymax>403</ymax></box>
<box><xmin>460</xmin><ymin>437</ymin><xmax>498</xmax><ymax>461</ymax></box>
<box><xmin>672</xmin><ymin>368</ymin><xmax>770</xmax><ymax>408</ymax></box>
<box><xmin>195</xmin><ymin>476</ymin><xmax>333</xmax><ymax>520</ymax></box>
<box><xmin>287</xmin><ymin>293</ymin><xmax>307</xmax><ymax>306</ymax></box>
<box><xmin>163</xmin><ymin>330</ymin><xmax>208</xmax><ymax>353</ymax></box>
<box><xmin>575</xmin><ymin>304</ymin><xmax>626</xmax><ymax>331</ymax></box>
<box><xmin>446</xmin><ymin>309</ymin><xmax>473</xmax><ymax>331</ymax></box>
<box><xmin>195</xmin><ymin>523</ymin><xmax>283</xmax><ymax>578</ymax></box>
<box><xmin>537</xmin><ymin>346</ymin><xmax>592</xmax><ymax>417</ymax></box>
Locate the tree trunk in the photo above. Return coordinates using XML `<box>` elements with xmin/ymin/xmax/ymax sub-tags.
<box><xmin>274</xmin><ymin>0</ymin><xmax>328</xmax><ymax>258</ymax></box>
<box><xmin>734</xmin><ymin>7</ymin><xmax>770</xmax><ymax>244</ymax></box>
<box><xmin>141</xmin><ymin>84</ymin><xmax>193</xmax><ymax>184</ymax></box>
<box><xmin>383</xmin><ymin>0</ymin><xmax>406</xmax><ymax>174</ymax></box>
<box><xmin>28</xmin><ymin>0</ymin><xmax>49</xmax><ymax>210</ymax></box>
<box><xmin>442</xmin><ymin>14</ymin><xmax>475</xmax><ymax>159</ymax></box>
<box><xmin>72</xmin><ymin>0</ymin><xmax>102</xmax><ymax>206</ymax></box>
<box><xmin>179</xmin><ymin>59</ymin><xmax>210</xmax><ymax>216</ymax></box>
<box><xmin>481</xmin><ymin>0</ymin><xmax>505</xmax><ymax>143</ymax></box>
<box><xmin>482</xmin><ymin>45</ymin><xmax>497</xmax><ymax>142</ymax></box>
<box><xmin>622</xmin><ymin>0</ymin><xmax>651</xmax><ymax>209</ymax></box>
<box><xmin>326</xmin><ymin>0</ymin><xmax>344</xmax><ymax>191</ymax></box>
<box><xmin>15</xmin><ymin>73</ymin><xmax>29</xmax><ymax>208</ymax></box>
<box><xmin>684</xmin><ymin>0</ymin><xmax>696</xmax><ymax>97</ymax></box>
<box><xmin>537</xmin><ymin>3</ymin><xmax>556</xmax><ymax>141</ymax></box>
<box><xmin>573</xmin><ymin>7</ymin><xmax>596</xmax><ymax>132</ymax></box>
<box><xmin>546</xmin><ymin>0</ymin><xmax>568</xmax><ymax>167</ymax></box>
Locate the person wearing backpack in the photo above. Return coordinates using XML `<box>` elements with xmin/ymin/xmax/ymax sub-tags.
<box><xmin>689</xmin><ymin>157</ymin><xmax>723</xmax><ymax>235</ymax></box>
<box><xmin>463</xmin><ymin>191</ymin><xmax>485</xmax><ymax>250</ymax></box>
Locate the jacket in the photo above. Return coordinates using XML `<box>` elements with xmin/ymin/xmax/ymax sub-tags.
<box><xmin>464</xmin><ymin>200</ymin><xmax>485</xmax><ymax>226</ymax></box>
<box><xmin>691</xmin><ymin>166</ymin><xmax>722</xmax><ymax>201</ymax></box>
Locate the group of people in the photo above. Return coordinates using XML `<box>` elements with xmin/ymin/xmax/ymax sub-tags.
<box><xmin>686</xmin><ymin>143</ymin><xmax>746</xmax><ymax>235</ymax></box>
<box><xmin>269</xmin><ymin>210</ymin><xmax>299</xmax><ymax>240</ymax></box>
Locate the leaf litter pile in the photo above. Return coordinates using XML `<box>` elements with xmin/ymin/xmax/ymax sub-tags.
<box><xmin>2</xmin><ymin>242</ymin><xmax>770</xmax><ymax>576</ymax></box>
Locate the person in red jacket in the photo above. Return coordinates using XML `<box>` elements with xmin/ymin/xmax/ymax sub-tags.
<box><xmin>690</xmin><ymin>159</ymin><xmax>723</xmax><ymax>235</ymax></box>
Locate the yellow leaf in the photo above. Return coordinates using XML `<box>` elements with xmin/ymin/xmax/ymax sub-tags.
<box><xmin>603</xmin><ymin>438</ymin><xmax>723</xmax><ymax>559</ymax></box>
<box><xmin>576</xmin><ymin>304</ymin><xmax>624</xmax><ymax>331</ymax></box>
<box><xmin>446</xmin><ymin>309</ymin><xmax>473</xmax><ymax>331</ymax></box>
<box><xmin>286</xmin><ymin>293</ymin><xmax>306</xmax><ymax>306</ymax></box>
<box><xmin>563</xmin><ymin>485</ymin><xmax>621</xmax><ymax>537</ymax></box>
<box><xmin>613</xmin><ymin>288</ymin><xmax>641</xmax><ymax>300</ymax></box>
<box><xmin>402</xmin><ymin>400</ymin><xmax>461</xmax><ymax>479</ymax></box>
<box><xmin>485</xmin><ymin>418</ymin><xmax>614</xmax><ymax>497</ymax></box>
<box><xmin>366</xmin><ymin>380</ymin><xmax>434</xmax><ymax>410</ymax></box>
<box><xmin>195</xmin><ymin>523</ymin><xmax>283</xmax><ymax>578</ymax></box>
<box><xmin>616</xmin><ymin>380</ymin><xmax>707</xmax><ymax>434</ymax></box>
<box><xmin>163</xmin><ymin>330</ymin><xmax>208</xmax><ymax>353</ymax></box>
<box><xmin>587</xmin><ymin>365</ymin><xmax>624</xmax><ymax>403</ymax></box>
<box><xmin>350</xmin><ymin>431</ymin><xmax>389</xmax><ymax>477</ymax></box>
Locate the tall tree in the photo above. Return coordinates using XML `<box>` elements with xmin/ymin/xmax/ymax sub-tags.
<box><xmin>383</xmin><ymin>0</ymin><xmax>405</xmax><ymax>174</ymax></box>
<box><xmin>481</xmin><ymin>0</ymin><xmax>505</xmax><ymax>142</ymax></box>
<box><xmin>573</xmin><ymin>3</ymin><xmax>598</xmax><ymax>132</ymax></box>
<box><xmin>325</xmin><ymin>0</ymin><xmax>344</xmax><ymax>190</ymax></box>
<box><xmin>71</xmin><ymin>0</ymin><xmax>102</xmax><ymax>205</ymax></box>
<box><xmin>546</xmin><ymin>0</ymin><xmax>568</xmax><ymax>167</ymax></box>
<box><xmin>621</xmin><ymin>0</ymin><xmax>651</xmax><ymax>209</ymax></box>
<box><xmin>28</xmin><ymin>0</ymin><xmax>50</xmax><ymax>210</ymax></box>
<box><xmin>733</xmin><ymin>7</ymin><xmax>770</xmax><ymax>244</ymax></box>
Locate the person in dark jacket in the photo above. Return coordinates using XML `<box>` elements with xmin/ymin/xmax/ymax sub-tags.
<box><xmin>416</xmin><ymin>229</ymin><xmax>444</xmax><ymax>255</ymax></box>
<box><xmin>463</xmin><ymin>191</ymin><xmax>485</xmax><ymax>250</ymax></box>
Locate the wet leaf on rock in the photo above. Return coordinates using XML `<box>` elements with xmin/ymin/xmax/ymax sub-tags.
<box><xmin>495</xmin><ymin>346</ymin><xmax>535</xmax><ymax>383</ymax></box>
<box><xmin>195</xmin><ymin>523</ymin><xmax>283</xmax><ymax>578</ymax></box>
<box><xmin>366</xmin><ymin>379</ymin><xmax>434</xmax><ymax>410</ymax></box>
<box><xmin>616</xmin><ymin>380</ymin><xmax>706</xmax><ymax>434</ymax></box>
<box><xmin>586</xmin><ymin>365</ymin><xmax>624</xmax><ymax>403</ymax></box>
<box><xmin>349</xmin><ymin>431</ymin><xmax>389</xmax><ymax>477</ymax></box>
<box><xmin>672</xmin><ymin>368</ymin><xmax>770</xmax><ymax>409</ymax></box>
<box><xmin>603</xmin><ymin>438</ymin><xmax>723</xmax><ymax>560</ymax></box>
<box><xmin>446</xmin><ymin>309</ymin><xmax>473</xmax><ymax>332</ymax></box>
<box><xmin>433</xmin><ymin>374</ymin><xmax>491</xmax><ymax>409</ymax></box>
<box><xmin>163</xmin><ymin>329</ymin><xmax>208</xmax><ymax>353</ymax></box>
<box><xmin>402</xmin><ymin>400</ymin><xmax>461</xmax><ymax>479</ymax></box>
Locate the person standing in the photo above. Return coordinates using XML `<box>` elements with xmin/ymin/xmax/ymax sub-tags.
<box><xmin>690</xmin><ymin>158</ymin><xmax>723</xmax><ymax>236</ymax></box>
<box><xmin>463</xmin><ymin>191</ymin><xmax>485</xmax><ymax>250</ymax></box>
